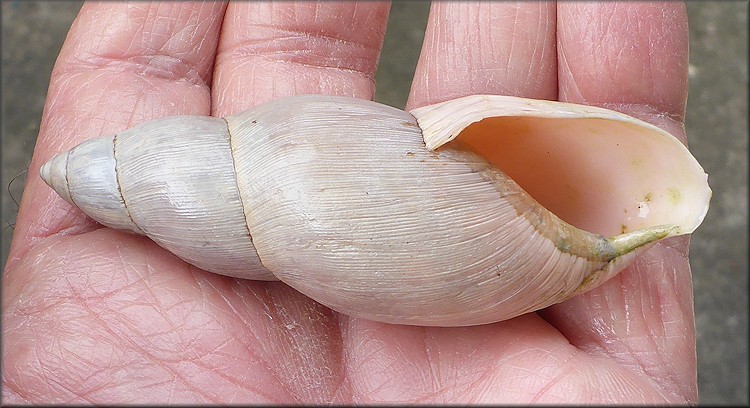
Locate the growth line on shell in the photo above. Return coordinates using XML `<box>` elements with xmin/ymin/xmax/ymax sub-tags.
<box><xmin>112</xmin><ymin>133</ymin><xmax>143</xmax><ymax>234</ymax></box>
<box><xmin>223</xmin><ymin>116</ymin><xmax>265</xmax><ymax>269</ymax></box>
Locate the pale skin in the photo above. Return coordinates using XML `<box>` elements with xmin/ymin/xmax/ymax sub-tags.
<box><xmin>2</xmin><ymin>1</ymin><xmax>697</xmax><ymax>404</ymax></box>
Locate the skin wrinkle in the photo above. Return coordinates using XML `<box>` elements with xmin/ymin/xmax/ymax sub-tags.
<box><xmin>249</xmin><ymin>293</ymin><xmax>307</xmax><ymax>404</ymax></box>
<box><xmin>18</xmin><ymin>282</ymin><xmax>126</xmax><ymax>401</ymax></box>
<box><xmin>65</xmin><ymin>276</ymin><xmax>212</xmax><ymax>403</ymax></box>
<box><xmin>498</xmin><ymin>346</ymin><xmax>573</xmax><ymax>402</ymax></box>
<box><xmin>55</xmin><ymin>344</ymin><xmax>117</xmax><ymax>400</ymax></box>
<box><xmin>235</xmin><ymin>286</ymin><xmax>344</xmax><ymax>400</ymax></box>
<box><xmin>525</xmin><ymin>13</ymin><xmax>540</xmax><ymax>88</ymax></box>
<box><xmin>221</xmin><ymin>34</ymin><xmax>378</xmax><ymax>79</ymax></box>
<box><xmin>248</xmin><ymin>330</ymin><xmax>298</xmax><ymax>400</ymax></box>
<box><xmin>434</xmin><ymin>341</ymin><xmax>501</xmax><ymax>402</ymax></box>
<box><xmin>230</xmin><ymin>23</ymin><xmax>381</xmax><ymax>52</ymax></box>
<box><xmin>49</xmin><ymin>71</ymin><xmax>146</xmax><ymax>130</ymax></box>
<box><xmin>461</xmin><ymin>361</ymin><xmax>503</xmax><ymax>402</ymax></box>
<box><xmin>46</xmin><ymin>375</ymin><xmax>96</xmax><ymax>404</ymax></box>
<box><xmin>556</xmin><ymin>42</ymin><xmax>582</xmax><ymax>102</ymax></box>
<box><xmin>506</xmin><ymin>7</ymin><xmax>518</xmax><ymax>77</ymax></box>
<box><xmin>222</xmin><ymin>322</ymin><xmax>298</xmax><ymax>400</ymax></box>
<box><xmin>337</xmin><ymin>323</ymin><xmax>380</xmax><ymax>400</ymax></box>
<box><xmin>409</xmin><ymin>2</ymin><xmax>557</xmax><ymax>109</ymax></box>
<box><xmin>64</xmin><ymin>55</ymin><xmax>208</xmax><ymax>87</ymax></box>
<box><xmin>543</xmin><ymin>248</ymin><xmax>691</xmax><ymax>401</ymax></box>
<box><xmin>69</xmin><ymin>244</ymin><xmax>244</xmax><ymax>400</ymax></box>
<box><xmin>558</xmin><ymin>3</ymin><xmax>688</xmax><ymax>115</ymax></box>
<box><xmin>60</xmin><ymin>7</ymin><xmax>219</xmax><ymax>86</ymax></box>
<box><xmin>272</xmin><ymin>301</ymin><xmax>349</xmax><ymax>403</ymax></box>
<box><xmin>527</xmin><ymin>348</ymin><xmax>579</xmax><ymax>403</ymax></box>
<box><xmin>642</xmin><ymin>11</ymin><xmax>656</xmax><ymax>98</ymax></box>
<box><xmin>1</xmin><ymin>337</ymin><xmax>38</xmax><ymax>403</ymax></box>
<box><xmin>124</xmin><ymin>312</ymin><xmax>244</xmax><ymax>402</ymax></box>
<box><xmin>428</xmin><ymin>334</ymin><xmax>564</xmax><ymax>401</ymax></box>
<box><xmin>422</xmin><ymin>328</ymin><xmax>443</xmax><ymax>400</ymax></box>
<box><xmin>130</xmin><ymin>305</ymin><xmax>209</xmax><ymax>360</ymax></box>
<box><xmin>325</xmin><ymin>313</ymin><xmax>354</xmax><ymax>402</ymax></box>
<box><xmin>190</xmin><ymin>354</ymin><xmax>276</xmax><ymax>402</ymax></box>
<box><xmin>540</xmin><ymin>5</ymin><xmax>555</xmax><ymax>88</ymax></box>
<box><xmin>343</xmin><ymin>325</ymin><xmax>415</xmax><ymax>401</ymax></box>
<box><xmin>641</xmin><ymin>254</ymin><xmax>692</xmax><ymax>400</ymax></box>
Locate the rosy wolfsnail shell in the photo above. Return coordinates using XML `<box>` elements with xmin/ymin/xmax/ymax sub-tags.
<box><xmin>40</xmin><ymin>94</ymin><xmax>711</xmax><ymax>326</ymax></box>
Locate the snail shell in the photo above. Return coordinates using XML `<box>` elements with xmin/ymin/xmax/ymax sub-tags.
<box><xmin>40</xmin><ymin>95</ymin><xmax>711</xmax><ymax>326</ymax></box>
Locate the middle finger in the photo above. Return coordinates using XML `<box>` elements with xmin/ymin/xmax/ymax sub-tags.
<box><xmin>212</xmin><ymin>1</ymin><xmax>391</xmax><ymax>117</ymax></box>
<box><xmin>406</xmin><ymin>1</ymin><xmax>558</xmax><ymax>110</ymax></box>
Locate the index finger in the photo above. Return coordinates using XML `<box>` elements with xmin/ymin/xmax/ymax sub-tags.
<box><xmin>6</xmin><ymin>2</ymin><xmax>226</xmax><ymax>268</ymax></box>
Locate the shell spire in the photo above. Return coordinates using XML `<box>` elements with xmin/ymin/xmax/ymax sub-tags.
<box><xmin>41</xmin><ymin>136</ymin><xmax>141</xmax><ymax>233</ymax></box>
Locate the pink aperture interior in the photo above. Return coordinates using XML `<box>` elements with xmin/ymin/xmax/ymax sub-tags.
<box><xmin>452</xmin><ymin>116</ymin><xmax>693</xmax><ymax>237</ymax></box>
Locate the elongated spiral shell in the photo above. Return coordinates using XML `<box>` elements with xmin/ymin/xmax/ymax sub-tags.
<box><xmin>40</xmin><ymin>95</ymin><xmax>711</xmax><ymax>326</ymax></box>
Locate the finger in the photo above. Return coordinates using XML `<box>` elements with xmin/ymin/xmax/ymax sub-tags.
<box><xmin>406</xmin><ymin>1</ymin><xmax>557</xmax><ymax>110</ymax></box>
<box><xmin>556</xmin><ymin>1</ymin><xmax>689</xmax><ymax>141</ymax></box>
<box><xmin>340</xmin><ymin>0</ymin><xmax>563</xmax><ymax>395</ymax></box>
<box><xmin>541</xmin><ymin>2</ymin><xmax>696</xmax><ymax>402</ymax></box>
<box><xmin>212</xmin><ymin>1</ymin><xmax>390</xmax><ymax>117</ymax></box>
<box><xmin>7</xmin><ymin>1</ymin><xmax>227</xmax><ymax>268</ymax></box>
<box><xmin>206</xmin><ymin>1</ymin><xmax>392</xmax><ymax>398</ymax></box>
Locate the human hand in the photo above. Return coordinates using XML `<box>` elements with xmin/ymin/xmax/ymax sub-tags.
<box><xmin>3</xmin><ymin>2</ymin><xmax>696</xmax><ymax>403</ymax></box>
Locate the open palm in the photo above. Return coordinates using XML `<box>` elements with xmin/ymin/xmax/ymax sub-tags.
<box><xmin>3</xmin><ymin>2</ymin><xmax>697</xmax><ymax>403</ymax></box>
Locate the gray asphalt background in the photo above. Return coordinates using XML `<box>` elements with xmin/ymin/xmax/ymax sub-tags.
<box><xmin>1</xmin><ymin>1</ymin><xmax>747</xmax><ymax>404</ymax></box>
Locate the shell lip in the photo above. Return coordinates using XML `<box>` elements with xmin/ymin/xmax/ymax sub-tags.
<box><xmin>411</xmin><ymin>94</ymin><xmax>683</xmax><ymax>152</ymax></box>
<box><xmin>605</xmin><ymin>224</ymin><xmax>679</xmax><ymax>257</ymax></box>
<box><xmin>410</xmin><ymin>94</ymin><xmax>712</xmax><ymax>240</ymax></box>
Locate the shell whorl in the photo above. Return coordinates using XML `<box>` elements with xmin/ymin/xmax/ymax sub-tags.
<box><xmin>42</xmin><ymin>116</ymin><xmax>275</xmax><ymax>280</ymax></box>
<box><xmin>215</xmin><ymin>96</ymin><xmax>672</xmax><ymax>325</ymax></box>
<box><xmin>40</xmin><ymin>137</ymin><xmax>140</xmax><ymax>233</ymax></box>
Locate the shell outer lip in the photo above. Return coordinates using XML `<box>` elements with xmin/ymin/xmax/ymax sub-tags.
<box><xmin>412</xmin><ymin>94</ymin><xmax>685</xmax><ymax>151</ymax></box>
<box><xmin>409</xmin><ymin>94</ymin><xmax>712</xmax><ymax>236</ymax></box>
